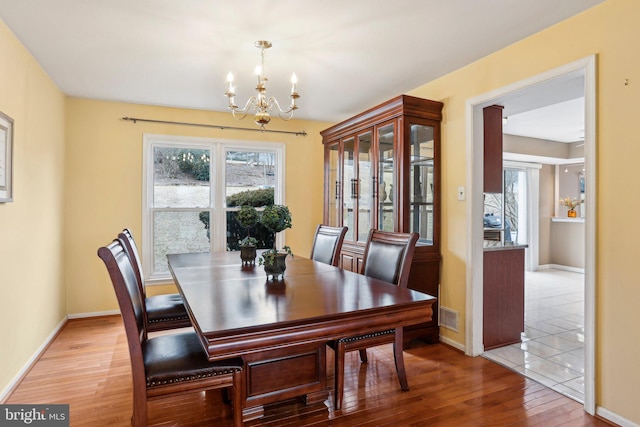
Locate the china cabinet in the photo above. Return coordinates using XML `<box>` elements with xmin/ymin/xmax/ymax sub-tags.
<box><xmin>321</xmin><ymin>95</ymin><xmax>443</xmax><ymax>343</ymax></box>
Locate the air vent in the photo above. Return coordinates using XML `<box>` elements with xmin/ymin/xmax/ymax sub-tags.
<box><xmin>439</xmin><ymin>306</ymin><xmax>459</xmax><ymax>332</ymax></box>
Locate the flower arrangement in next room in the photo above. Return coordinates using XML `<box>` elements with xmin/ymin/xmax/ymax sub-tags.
<box><xmin>558</xmin><ymin>196</ymin><xmax>583</xmax><ymax>210</ymax></box>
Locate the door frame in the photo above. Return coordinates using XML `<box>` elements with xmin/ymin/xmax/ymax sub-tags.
<box><xmin>464</xmin><ymin>55</ymin><xmax>596</xmax><ymax>414</ymax></box>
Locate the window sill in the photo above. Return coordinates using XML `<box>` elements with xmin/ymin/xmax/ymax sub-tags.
<box><xmin>145</xmin><ymin>276</ymin><xmax>175</xmax><ymax>286</ymax></box>
<box><xmin>551</xmin><ymin>217</ymin><xmax>585</xmax><ymax>223</ymax></box>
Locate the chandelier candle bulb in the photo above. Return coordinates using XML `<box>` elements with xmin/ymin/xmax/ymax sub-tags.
<box><xmin>225</xmin><ymin>72</ymin><xmax>235</xmax><ymax>98</ymax></box>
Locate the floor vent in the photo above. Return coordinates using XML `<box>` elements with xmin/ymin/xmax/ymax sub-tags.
<box><xmin>439</xmin><ymin>306</ymin><xmax>459</xmax><ymax>332</ymax></box>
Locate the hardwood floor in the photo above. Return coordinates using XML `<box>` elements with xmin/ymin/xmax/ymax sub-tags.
<box><xmin>4</xmin><ymin>316</ymin><xmax>612</xmax><ymax>426</ymax></box>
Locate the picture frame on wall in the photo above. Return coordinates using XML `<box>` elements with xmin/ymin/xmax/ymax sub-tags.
<box><xmin>0</xmin><ymin>111</ymin><xmax>14</xmax><ymax>203</ymax></box>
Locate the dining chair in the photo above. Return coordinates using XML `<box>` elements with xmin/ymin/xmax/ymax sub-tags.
<box><xmin>309</xmin><ymin>224</ymin><xmax>348</xmax><ymax>267</ymax></box>
<box><xmin>98</xmin><ymin>238</ymin><xmax>244</xmax><ymax>427</ymax></box>
<box><xmin>119</xmin><ymin>229</ymin><xmax>191</xmax><ymax>332</ymax></box>
<box><xmin>329</xmin><ymin>229</ymin><xmax>419</xmax><ymax>410</ymax></box>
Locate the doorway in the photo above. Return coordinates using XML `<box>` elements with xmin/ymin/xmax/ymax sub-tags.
<box><xmin>464</xmin><ymin>56</ymin><xmax>596</xmax><ymax>414</ymax></box>
<box><xmin>484</xmin><ymin>269</ymin><xmax>586</xmax><ymax>402</ymax></box>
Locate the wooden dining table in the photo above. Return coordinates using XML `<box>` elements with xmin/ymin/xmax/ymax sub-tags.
<box><xmin>167</xmin><ymin>251</ymin><xmax>436</xmax><ymax>421</ymax></box>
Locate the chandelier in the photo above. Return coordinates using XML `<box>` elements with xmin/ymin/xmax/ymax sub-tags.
<box><xmin>224</xmin><ymin>40</ymin><xmax>300</xmax><ymax>130</ymax></box>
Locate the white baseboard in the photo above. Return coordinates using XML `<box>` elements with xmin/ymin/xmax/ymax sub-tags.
<box><xmin>0</xmin><ymin>316</ymin><xmax>68</xmax><ymax>403</ymax></box>
<box><xmin>439</xmin><ymin>335</ymin><xmax>466</xmax><ymax>353</ymax></box>
<box><xmin>67</xmin><ymin>310</ymin><xmax>119</xmax><ymax>319</ymax></box>
<box><xmin>596</xmin><ymin>406</ymin><xmax>639</xmax><ymax>427</ymax></box>
<box><xmin>536</xmin><ymin>264</ymin><xmax>585</xmax><ymax>274</ymax></box>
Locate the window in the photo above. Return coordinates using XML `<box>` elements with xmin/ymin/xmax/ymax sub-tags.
<box><xmin>484</xmin><ymin>163</ymin><xmax>537</xmax><ymax>245</ymax></box>
<box><xmin>142</xmin><ymin>135</ymin><xmax>284</xmax><ymax>283</ymax></box>
<box><xmin>503</xmin><ymin>168</ymin><xmax>527</xmax><ymax>244</ymax></box>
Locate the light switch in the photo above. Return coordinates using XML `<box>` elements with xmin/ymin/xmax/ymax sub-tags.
<box><xmin>457</xmin><ymin>186</ymin><xmax>466</xmax><ymax>201</ymax></box>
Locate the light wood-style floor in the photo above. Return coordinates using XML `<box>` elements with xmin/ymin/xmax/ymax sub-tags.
<box><xmin>4</xmin><ymin>316</ymin><xmax>612</xmax><ymax>426</ymax></box>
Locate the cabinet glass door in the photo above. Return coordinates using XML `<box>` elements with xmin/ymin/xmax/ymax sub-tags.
<box><xmin>377</xmin><ymin>123</ymin><xmax>395</xmax><ymax>232</ymax></box>
<box><xmin>327</xmin><ymin>143</ymin><xmax>340</xmax><ymax>227</ymax></box>
<box><xmin>357</xmin><ymin>132</ymin><xmax>372</xmax><ymax>242</ymax></box>
<box><xmin>342</xmin><ymin>137</ymin><xmax>355</xmax><ymax>241</ymax></box>
<box><xmin>409</xmin><ymin>124</ymin><xmax>435</xmax><ymax>244</ymax></box>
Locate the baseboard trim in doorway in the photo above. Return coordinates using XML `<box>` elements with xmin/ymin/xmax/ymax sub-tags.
<box><xmin>439</xmin><ymin>336</ymin><xmax>465</xmax><ymax>353</ymax></box>
<box><xmin>537</xmin><ymin>264</ymin><xmax>585</xmax><ymax>274</ymax></box>
<box><xmin>596</xmin><ymin>406</ymin><xmax>639</xmax><ymax>427</ymax></box>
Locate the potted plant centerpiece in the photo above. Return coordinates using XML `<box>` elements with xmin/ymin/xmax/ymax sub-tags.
<box><xmin>258</xmin><ymin>204</ymin><xmax>293</xmax><ymax>281</ymax></box>
<box><xmin>236</xmin><ymin>205</ymin><xmax>260</xmax><ymax>265</ymax></box>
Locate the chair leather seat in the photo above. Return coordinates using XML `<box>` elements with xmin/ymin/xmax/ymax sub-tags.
<box><xmin>327</xmin><ymin>329</ymin><xmax>394</xmax><ymax>351</ymax></box>
<box><xmin>338</xmin><ymin>329</ymin><xmax>394</xmax><ymax>344</ymax></box>
<box><xmin>144</xmin><ymin>332</ymin><xmax>243</xmax><ymax>388</ymax></box>
<box><xmin>145</xmin><ymin>294</ymin><xmax>189</xmax><ymax>324</ymax></box>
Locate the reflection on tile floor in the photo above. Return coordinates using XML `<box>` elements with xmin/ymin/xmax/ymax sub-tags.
<box><xmin>483</xmin><ymin>269</ymin><xmax>585</xmax><ymax>402</ymax></box>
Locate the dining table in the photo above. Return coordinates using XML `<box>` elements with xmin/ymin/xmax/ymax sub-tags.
<box><xmin>167</xmin><ymin>250</ymin><xmax>436</xmax><ymax>421</ymax></box>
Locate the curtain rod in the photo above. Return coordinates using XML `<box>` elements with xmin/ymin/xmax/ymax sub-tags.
<box><xmin>121</xmin><ymin>116</ymin><xmax>307</xmax><ymax>136</ymax></box>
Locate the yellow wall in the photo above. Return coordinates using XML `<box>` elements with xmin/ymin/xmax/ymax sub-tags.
<box><xmin>408</xmin><ymin>0</ymin><xmax>639</xmax><ymax>421</ymax></box>
<box><xmin>64</xmin><ymin>98</ymin><xmax>329</xmax><ymax>313</ymax></box>
<box><xmin>0</xmin><ymin>20</ymin><xmax>66</xmax><ymax>393</ymax></box>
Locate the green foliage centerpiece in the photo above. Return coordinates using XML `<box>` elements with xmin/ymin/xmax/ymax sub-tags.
<box><xmin>258</xmin><ymin>204</ymin><xmax>293</xmax><ymax>281</ymax></box>
<box><xmin>237</xmin><ymin>205</ymin><xmax>260</xmax><ymax>265</ymax></box>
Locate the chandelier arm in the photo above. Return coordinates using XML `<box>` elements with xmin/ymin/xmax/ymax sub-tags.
<box><xmin>228</xmin><ymin>96</ymin><xmax>259</xmax><ymax>120</ymax></box>
<box><xmin>268</xmin><ymin>97</ymin><xmax>297</xmax><ymax>121</ymax></box>
<box><xmin>231</xmin><ymin>109</ymin><xmax>249</xmax><ymax>121</ymax></box>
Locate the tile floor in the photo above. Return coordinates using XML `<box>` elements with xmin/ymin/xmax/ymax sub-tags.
<box><xmin>483</xmin><ymin>268</ymin><xmax>585</xmax><ymax>402</ymax></box>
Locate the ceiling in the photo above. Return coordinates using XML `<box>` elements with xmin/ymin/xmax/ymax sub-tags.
<box><xmin>0</xmin><ymin>0</ymin><xmax>603</xmax><ymax>134</ymax></box>
<box><xmin>504</xmin><ymin>97</ymin><xmax>585</xmax><ymax>143</ymax></box>
<box><xmin>500</xmin><ymin>71</ymin><xmax>586</xmax><ymax>144</ymax></box>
